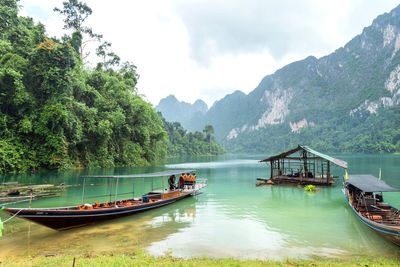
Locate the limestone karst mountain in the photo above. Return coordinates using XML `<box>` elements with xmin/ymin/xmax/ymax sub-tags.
<box><xmin>158</xmin><ymin>5</ymin><xmax>400</xmax><ymax>153</ymax></box>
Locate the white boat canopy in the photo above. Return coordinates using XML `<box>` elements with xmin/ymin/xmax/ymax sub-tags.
<box><xmin>81</xmin><ymin>170</ymin><xmax>195</xmax><ymax>179</ymax></box>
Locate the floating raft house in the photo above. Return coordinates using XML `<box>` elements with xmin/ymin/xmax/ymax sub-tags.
<box><xmin>259</xmin><ymin>145</ymin><xmax>348</xmax><ymax>185</ymax></box>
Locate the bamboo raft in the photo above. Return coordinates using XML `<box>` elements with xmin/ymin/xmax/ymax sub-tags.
<box><xmin>0</xmin><ymin>183</ymin><xmax>77</xmax><ymax>204</ymax></box>
<box><xmin>256</xmin><ymin>176</ymin><xmax>337</xmax><ymax>185</ymax></box>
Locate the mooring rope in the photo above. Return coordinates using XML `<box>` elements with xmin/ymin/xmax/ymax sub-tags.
<box><xmin>1</xmin><ymin>207</ymin><xmax>24</xmax><ymax>224</ymax></box>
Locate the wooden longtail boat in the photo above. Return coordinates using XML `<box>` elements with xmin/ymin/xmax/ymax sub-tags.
<box><xmin>0</xmin><ymin>170</ymin><xmax>207</xmax><ymax>230</ymax></box>
<box><xmin>343</xmin><ymin>174</ymin><xmax>400</xmax><ymax>246</ymax></box>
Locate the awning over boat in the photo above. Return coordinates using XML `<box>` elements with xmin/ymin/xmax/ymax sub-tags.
<box><xmin>260</xmin><ymin>145</ymin><xmax>348</xmax><ymax>169</ymax></box>
<box><xmin>346</xmin><ymin>174</ymin><xmax>400</xmax><ymax>192</ymax></box>
<box><xmin>81</xmin><ymin>170</ymin><xmax>195</xmax><ymax>179</ymax></box>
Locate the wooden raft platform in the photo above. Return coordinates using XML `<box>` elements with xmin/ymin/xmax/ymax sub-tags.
<box><xmin>271</xmin><ymin>176</ymin><xmax>336</xmax><ymax>185</ymax></box>
<box><xmin>257</xmin><ymin>176</ymin><xmax>336</xmax><ymax>185</ymax></box>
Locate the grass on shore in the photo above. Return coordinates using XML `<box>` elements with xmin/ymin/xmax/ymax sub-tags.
<box><xmin>1</xmin><ymin>250</ymin><xmax>400</xmax><ymax>267</ymax></box>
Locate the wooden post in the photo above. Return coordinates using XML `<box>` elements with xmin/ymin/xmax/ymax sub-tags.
<box><xmin>81</xmin><ymin>178</ymin><xmax>86</xmax><ymax>204</ymax></box>
<box><xmin>109</xmin><ymin>179</ymin><xmax>112</xmax><ymax>202</ymax></box>
<box><xmin>313</xmin><ymin>159</ymin><xmax>316</xmax><ymax>179</ymax></box>
<box><xmin>270</xmin><ymin>160</ymin><xmax>273</xmax><ymax>179</ymax></box>
<box><xmin>327</xmin><ymin>161</ymin><xmax>330</xmax><ymax>185</ymax></box>
<box><xmin>300</xmin><ymin>166</ymin><xmax>303</xmax><ymax>183</ymax></box>
<box><xmin>321</xmin><ymin>161</ymin><xmax>324</xmax><ymax>182</ymax></box>
<box><xmin>29</xmin><ymin>190</ymin><xmax>33</xmax><ymax>208</ymax></box>
<box><xmin>115</xmin><ymin>178</ymin><xmax>119</xmax><ymax>206</ymax></box>
<box><xmin>303</xmin><ymin>150</ymin><xmax>308</xmax><ymax>176</ymax></box>
<box><xmin>277</xmin><ymin>159</ymin><xmax>280</xmax><ymax>176</ymax></box>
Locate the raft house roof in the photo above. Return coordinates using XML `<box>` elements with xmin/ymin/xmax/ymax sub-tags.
<box><xmin>346</xmin><ymin>174</ymin><xmax>400</xmax><ymax>193</ymax></box>
<box><xmin>259</xmin><ymin>145</ymin><xmax>348</xmax><ymax>169</ymax></box>
<box><xmin>81</xmin><ymin>170</ymin><xmax>195</xmax><ymax>179</ymax></box>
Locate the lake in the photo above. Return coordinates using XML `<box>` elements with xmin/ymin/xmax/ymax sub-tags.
<box><xmin>1</xmin><ymin>154</ymin><xmax>400</xmax><ymax>260</ymax></box>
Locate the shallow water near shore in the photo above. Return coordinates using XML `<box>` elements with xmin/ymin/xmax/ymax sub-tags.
<box><xmin>1</xmin><ymin>154</ymin><xmax>400</xmax><ymax>260</ymax></box>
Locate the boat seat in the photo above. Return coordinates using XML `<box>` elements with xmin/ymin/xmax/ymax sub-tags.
<box><xmin>361</xmin><ymin>212</ymin><xmax>383</xmax><ymax>222</ymax></box>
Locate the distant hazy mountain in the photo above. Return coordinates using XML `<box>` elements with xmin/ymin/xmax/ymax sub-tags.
<box><xmin>155</xmin><ymin>95</ymin><xmax>208</xmax><ymax>131</ymax></box>
<box><xmin>156</xmin><ymin>5</ymin><xmax>400</xmax><ymax>153</ymax></box>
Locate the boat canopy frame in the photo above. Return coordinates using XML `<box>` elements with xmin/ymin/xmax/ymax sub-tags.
<box><xmin>81</xmin><ymin>170</ymin><xmax>195</xmax><ymax>179</ymax></box>
<box><xmin>80</xmin><ymin>169</ymin><xmax>195</xmax><ymax>205</ymax></box>
<box><xmin>345</xmin><ymin>174</ymin><xmax>400</xmax><ymax>193</ymax></box>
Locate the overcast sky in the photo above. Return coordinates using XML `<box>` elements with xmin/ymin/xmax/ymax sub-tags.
<box><xmin>19</xmin><ymin>0</ymin><xmax>400</xmax><ymax>107</ymax></box>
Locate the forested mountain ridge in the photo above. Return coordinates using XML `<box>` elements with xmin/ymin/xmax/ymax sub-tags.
<box><xmin>168</xmin><ymin>5</ymin><xmax>400</xmax><ymax>154</ymax></box>
<box><xmin>156</xmin><ymin>95</ymin><xmax>208</xmax><ymax>132</ymax></box>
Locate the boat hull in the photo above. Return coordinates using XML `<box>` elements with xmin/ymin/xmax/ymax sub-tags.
<box><xmin>343</xmin><ymin>188</ymin><xmax>400</xmax><ymax>246</ymax></box>
<box><xmin>4</xmin><ymin>191</ymin><xmax>196</xmax><ymax>230</ymax></box>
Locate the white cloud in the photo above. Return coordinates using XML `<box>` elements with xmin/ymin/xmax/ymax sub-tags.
<box><xmin>19</xmin><ymin>0</ymin><xmax>400</xmax><ymax>106</ymax></box>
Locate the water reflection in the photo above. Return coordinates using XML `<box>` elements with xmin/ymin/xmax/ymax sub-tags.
<box><xmin>147</xmin><ymin>195</ymin><xmax>288</xmax><ymax>260</ymax></box>
<box><xmin>149</xmin><ymin>154</ymin><xmax>400</xmax><ymax>259</ymax></box>
<box><xmin>253</xmin><ymin>185</ymin><xmax>396</xmax><ymax>256</ymax></box>
<box><xmin>0</xmin><ymin>197</ymin><xmax>198</xmax><ymax>257</ymax></box>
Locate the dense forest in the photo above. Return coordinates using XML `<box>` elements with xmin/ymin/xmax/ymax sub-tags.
<box><xmin>0</xmin><ymin>0</ymin><xmax>223</xmax><ymax>174</ymax></box>
<box><xmin>224</xmin><ymin>106</ymin><xmax>400</xmax><ymax>154</ymax></box>
<box><xmin>159</xmin><ymin>115</ymin><xmax>225</xmax><ymax>156</ymax></box>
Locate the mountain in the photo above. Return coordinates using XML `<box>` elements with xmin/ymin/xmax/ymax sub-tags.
<box><xmin>183</xmin><ymin>4</ymin><xmax>400</xmax><ymax>153</ymax></box>
<box><xmin>155</xmin><ymin>95</ymin><xmax>208</xmax><ymax>131</ymax></box>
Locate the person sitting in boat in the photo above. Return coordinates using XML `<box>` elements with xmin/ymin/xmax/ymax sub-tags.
<box><xmin>376</xmin><ymin>193</ymin><xmax>383</xmax><ymax>202</ymax></box>
<box><xmin>185</xmin><ymin>173</ymin><xmax>195</xmax><ymax>188</ymax></box>
<box><xmin>185</xmin><ymin>173</ymin><xmax>191</xmax><ymax>187</ymax></box>
<box><xmin>179</xmin><ymin>173</ymin><xmax>184</xmax><ymax>189</ymax></box>
<box><xmin>168</xmin><ymin>175</ymin><xmax>176</xmax><ymax>190</ymax></box>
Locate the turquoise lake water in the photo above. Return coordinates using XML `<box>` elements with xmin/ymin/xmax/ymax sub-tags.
<box><xmin>0</xmin><ymin>154</ymin><xmax>400</xmax><ymax>260</ymax></box>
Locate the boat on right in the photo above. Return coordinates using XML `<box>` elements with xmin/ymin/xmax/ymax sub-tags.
<box><xmin>343</xmin><ymin>174</ymin><xmax>400</xmax><ymax>246</ymax></box>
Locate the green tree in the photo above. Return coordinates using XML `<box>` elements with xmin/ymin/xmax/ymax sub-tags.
<box><xmin>96</xmin><ymin>41</ymin><xmax>120</xmax><ymax>69</ymax></box>
<box><xmin>159</xmin><ymin>114</ymin><xmax>224</xmax><ymax>157</ymax></box>
<box><xmin>0</xmin><ymin>0</ymin><xmax>169</xmax><ymax>173</ymax></box>
<box><xmin>54</xmin><ymin>0</ymin><xmax>102</xmax><ymax>59</ymax></box>
<box><xmin>203</xmin><ymin>124</ymin><xmax>214</xmax><ymax>153</ymax></box>
<box><xmin>0</xmin><ymin>0</ymin><xmax>19</xmax><ymax>38</ymax></box>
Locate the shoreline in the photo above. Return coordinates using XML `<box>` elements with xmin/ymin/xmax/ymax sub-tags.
<box><xmin>2</xmin><ymin>251</ymin><xmax>400</xmax><ymax>267</ymax></box>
